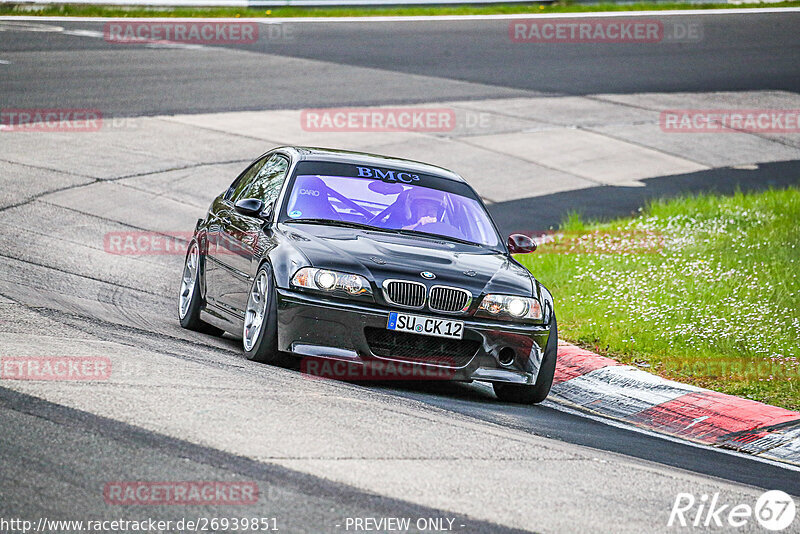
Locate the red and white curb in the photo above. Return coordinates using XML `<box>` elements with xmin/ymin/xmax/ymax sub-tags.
<box><xmin>551</xmin><ymin>342</ymin><xmax>800</xmax><ymax>466</ymax></box>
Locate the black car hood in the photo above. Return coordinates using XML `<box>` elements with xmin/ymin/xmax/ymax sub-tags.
<box><xmin>280</xmin><ymin>223</ymin><xmax>535</xmax><ymax>298</ymax></box>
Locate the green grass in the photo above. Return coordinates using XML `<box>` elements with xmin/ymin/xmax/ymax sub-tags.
<box><xmin>517</xmin><ymin>188</ymin><xmax>800</xmax><ymax>410</ymax></box>
<box><xmin>1</xmin><ymin>1</ymin><xmax>799</xmax><ymax>18</ymax></box>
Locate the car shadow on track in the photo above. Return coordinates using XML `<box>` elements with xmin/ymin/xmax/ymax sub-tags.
<box><xmin>365</xmin><ymin>379</ymin><xmax>499</xmax><ymax>402</ymax></box>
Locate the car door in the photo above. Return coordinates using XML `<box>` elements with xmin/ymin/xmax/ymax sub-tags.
<box><xmin>211</xmin><ymin>153</ymin><xmax>290</xmax><ymax>317</ymax></box>
<box><xmin>205</xmin><ymin>155</ymin><xmax>269</xmax><ymax>314</ymax></box>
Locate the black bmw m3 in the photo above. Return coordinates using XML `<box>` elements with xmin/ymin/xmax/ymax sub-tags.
<box><xmin>179</xmin><ymin>146</ymin><xmax>557</xmax><ymax>404</ymax></box>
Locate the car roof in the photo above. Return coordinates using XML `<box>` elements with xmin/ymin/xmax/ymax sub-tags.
<box><xmin>276</xmin><ymin>146</ymin><xmax>466</xmax><ymax>183</ymax></box>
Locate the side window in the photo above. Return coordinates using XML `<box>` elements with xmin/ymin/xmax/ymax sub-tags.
<box><xmin>226</xmin><ymin>156</ymin><xmax>269</xmax><ymax>202</ymax></box>
<box><xmin>242</xmin><ymin>155</ymin><xmax>289</xmax><ymax>206</ymax></box>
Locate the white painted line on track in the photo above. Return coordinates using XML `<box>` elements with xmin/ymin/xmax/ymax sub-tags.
<box><xmin>0</xmin><ymin>7</ymin><xmax>799</xmax><ymax>23</ymax></box>
<box><xmin>0</xmin><ymin>20</ymin><xmax>63</xmax><ymax>30</ymax></box>
<box><xmin>0</xmin><ymin>23</ymin><xmax>215</xmax><ymax>49</ymax></box>
<box><xmin>62</xmin><ymin>29</ymin><xmax>104</xmax><ymax>37</ymax></box>
<box><xmin>0</xmin><ymin>60</ymin><xmax>10</xmax><ymax>64</ymax></box>
<box><xmin>542</xmin><ymin>398</ymin><xmax>800</xmax><ymax>473</ymax></box>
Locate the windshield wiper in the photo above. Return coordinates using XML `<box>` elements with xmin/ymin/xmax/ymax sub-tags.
<box><xmin>285</xmin><ymin>218</ymin><xmax>383</xmax><ymax>232</ymax></box>
<box><xmin>394</xmin><ymin>228</ymin><xmax>483</xmax><ymax>247</ymax></box>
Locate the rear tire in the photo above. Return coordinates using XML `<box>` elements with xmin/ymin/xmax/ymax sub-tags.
<box><xmin>178</xmin><ymin>240</ymin><xmax>224</xmax><ymax>336</ymax></box>
<box><xmin>493</xmin><ymin>316</ymin><xmax>558</xmax><ymax>404</ymax></box>
<box><xmin>243</xmin><ymin>264</ymin><xmax>290</xmax><ymax>365</ymax></box>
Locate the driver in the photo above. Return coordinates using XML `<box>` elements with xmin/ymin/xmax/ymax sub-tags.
<box><xmin>401</xmin><ymin>188</ymin><xmax>446</xmax><ymax>231</ymax></box>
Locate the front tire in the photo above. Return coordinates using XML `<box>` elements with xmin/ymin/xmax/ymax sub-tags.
<box><xmin>493</xmin><ymin>316</ymin><xmax>558</xmax><ymax>404</ymax></box>
<box><xmin>243</xmin><ymin>264</ymin><xmax>289</xmax><ymax>365</ymax></box>
<box><xmin>178</xmin><ymin>240</ymin><xmax>224</xmax><ymax>336</ymax></box>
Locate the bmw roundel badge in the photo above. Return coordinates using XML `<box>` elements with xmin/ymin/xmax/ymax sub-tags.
<box><xmin>420</xmin><ymin>271</ymin><xmax>436</xmax><ymax>280</ymax></box>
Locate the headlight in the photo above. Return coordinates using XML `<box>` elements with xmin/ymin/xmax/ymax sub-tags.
<box><xmin>291</xmin><ymin>267</ymin><xmax>372</xmax><ymax>297</ymax></box>
<box><xmin>315</xmin><ymin>270</ymin><xmax>337</xmax><ymax>291</ymax></box>
<box><xmin>478</xmin><ymin>294</ymin><xmax>542</xmax><ymax>321</ymax></box>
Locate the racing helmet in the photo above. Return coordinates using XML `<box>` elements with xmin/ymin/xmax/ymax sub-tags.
<box><xmin>403</xmin><ymin>187</ymin><xmax>447</xmax><ymax>223</ymax></box>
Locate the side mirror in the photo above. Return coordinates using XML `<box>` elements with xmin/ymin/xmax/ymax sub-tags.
<box><xmin>234</xmin><ymin>198</ymin><xmax>265</xmax><ymax>218</ymax></box>
<box><xmin>507</xmin><ymin>234</ymin><xmax>537</xmax><ymax>254</ymax></box>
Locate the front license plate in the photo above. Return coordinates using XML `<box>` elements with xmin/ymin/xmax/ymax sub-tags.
<box><xmin>387</xmin><ymin>312</ymin><xmax>464</xmax><ymax>340</ymax></box>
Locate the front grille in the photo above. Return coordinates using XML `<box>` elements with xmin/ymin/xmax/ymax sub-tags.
<box><xmin>384</xmin><ymin>280</ymin><xmax>426</xmax><ymax>308</ymax></box>
<box><xmin>365</xmin><ymin>327</ymin><xmax>479</xmax><ymax>367</ymax></box>
<box><xmin>429</xmin><ymin>286</ymin><xmax>471</xmax><ymax>313</ymax></box>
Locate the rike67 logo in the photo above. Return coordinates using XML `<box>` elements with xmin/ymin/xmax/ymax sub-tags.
<box><xmin>669</xmin><ymin>490</ymin><xmax>796</xmax><ymax>531</ymax></box>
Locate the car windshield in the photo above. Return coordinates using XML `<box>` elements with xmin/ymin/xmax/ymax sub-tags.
<box><xmin>282</xmin><ymin>162</ymin><xmax>500</xmax><ymax>247</ymax></box>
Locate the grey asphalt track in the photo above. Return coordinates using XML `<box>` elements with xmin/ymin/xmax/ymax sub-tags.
<box><xmin>1</xmin><ymin>12</ymin><xmax>799</xmax><ymax>533</ymax></box>
<box><xmin>0</xmin><ymin>386</ymin><xmax>528</xmax><ymax>534</ymax></box>
<box><xmin>0</xmin><ymin>12</ymin><xmax>799</xmax><ymax>116</ymax></box>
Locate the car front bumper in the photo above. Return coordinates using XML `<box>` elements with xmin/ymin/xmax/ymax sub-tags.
<box><xmin>276</xmin><ymin>288</ymin><xmax>552</xmax><ymax>385</ymax></box>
